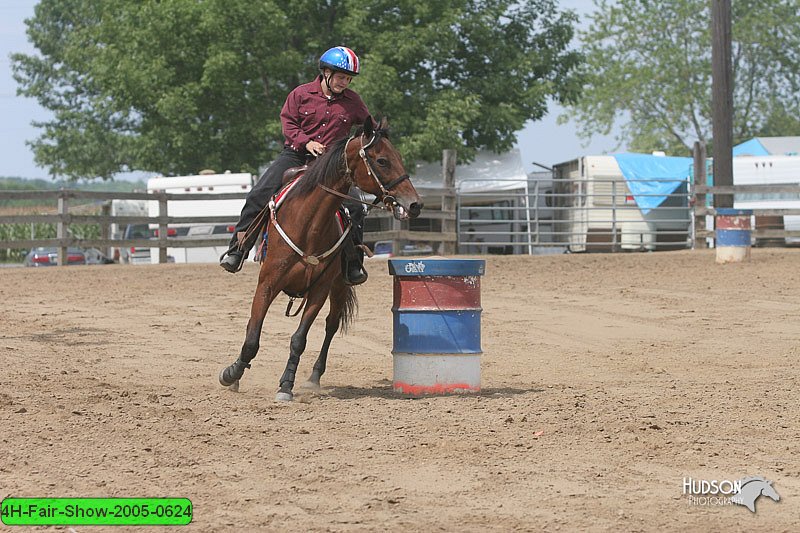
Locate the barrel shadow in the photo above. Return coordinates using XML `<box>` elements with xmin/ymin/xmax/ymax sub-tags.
<box><xmin>325</xmin><ymin>382</ymin><xmax>542</xmax><ymax>400</ymax></box>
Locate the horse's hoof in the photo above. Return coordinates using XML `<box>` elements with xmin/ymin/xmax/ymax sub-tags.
<box><xmin>219</xmin><ymin>370</ymin><xmax>239</xmax><ymax>392</ymax></box>
<box><xmin>275</xmin><ymin>391</ymin><xmax>293</xmax><ymax>402</ymax></box>
<box><xmin>300</xmin><ymin>380</ymin><xmax>321</xmax><ymax>391</ymax></box>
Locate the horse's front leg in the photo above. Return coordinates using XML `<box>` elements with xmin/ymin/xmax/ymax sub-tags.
<box><xmin>219</xmin><ymin>271</ymin><xmax>280</xmax><ymax>390</ymax></box>
<box><xmin>276</xmin><ymin>288</ymin><xmax>330</xmax><ymax>402</ymax></box>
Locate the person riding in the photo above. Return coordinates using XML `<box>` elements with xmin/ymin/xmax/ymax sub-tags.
<box><xmin>220</xmin><ymin>46</ymin><xmax>372</xmax><ymax>285</ymax></box>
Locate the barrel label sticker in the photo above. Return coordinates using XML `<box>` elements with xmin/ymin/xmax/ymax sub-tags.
<box><xmin>404</xmin><ymin>261</ymin><xmax>426</xmax><ymax>273</ymax></box>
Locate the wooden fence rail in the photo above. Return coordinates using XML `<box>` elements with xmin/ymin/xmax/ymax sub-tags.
<box><xmin>1</xmin><ymin>188</ymin><xmax>455</xmax><ymax>265</ymax></box>
<box><xmin>692</xmin><ymin>183</ymin><xmax>800</xmax><ymax>242</ymax></box>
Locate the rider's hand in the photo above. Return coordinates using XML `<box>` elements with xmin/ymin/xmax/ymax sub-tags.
<box><xmin>306</xmin><ymin>141</ymin><xmax>326</xmax><ymax>157</ymax></box>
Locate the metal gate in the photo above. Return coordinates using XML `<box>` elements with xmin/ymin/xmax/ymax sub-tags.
<box><xmin>457</xmin><ymin>177</ymin><xmax>693</xmax><ymax>254</ymax></box>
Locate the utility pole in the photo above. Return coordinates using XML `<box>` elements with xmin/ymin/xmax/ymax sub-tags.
<box><xmin>711</xmin><ymin>0</ymin><xmax>733</xmax><ymax>207</ymax></box>
<box><xmin>441</xmin><ymin>149</ymin><xmax>457</xmax><ymax>255</ymax></box>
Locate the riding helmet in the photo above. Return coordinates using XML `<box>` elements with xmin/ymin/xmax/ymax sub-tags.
<box><xmin>319</xmin><ymin>46</ymin><xmax>360</xmax><ymax>76</ymax></box>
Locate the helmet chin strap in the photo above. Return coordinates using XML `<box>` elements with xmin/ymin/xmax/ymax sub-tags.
<box><xmin>322</xmin><ymin>71</ymin><xmax>342</xmax><ymax>97</ymax></box>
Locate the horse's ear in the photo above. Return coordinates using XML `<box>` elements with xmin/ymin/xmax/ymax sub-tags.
<box><xmin>363</xmin><ymin>115</ymin><xmax>374</xmax><ymax>137</ymax></box>
<box><xmin>379</xmin><ymin>116</ymin><xmax>389</xmax><ymax>130</ymax></box>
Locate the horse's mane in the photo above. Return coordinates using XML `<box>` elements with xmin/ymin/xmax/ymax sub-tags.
<box><xmin>288</xmin><ymin>122</ymin><xmax>390</xmax><ymax>198</ymax></box>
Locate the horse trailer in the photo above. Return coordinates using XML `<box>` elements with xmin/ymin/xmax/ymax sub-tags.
<box><xmin>147</xmin><ymin>172</ymin><xmax>254</xmax><ymax>263</ymax></box>
<box><xmin>732</xmin><ymin>155</ymin><xmax>800</xmax><ymax>245</ymax></box>
<box><xmin>552</xmin><ymin>155</ymin><xmax>691</xmax><ymax>252</ymax></box>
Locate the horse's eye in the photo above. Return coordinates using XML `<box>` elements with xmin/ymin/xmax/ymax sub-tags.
<box><xmin>376</xmin><ymin>157</ymin><xmax>389</xmax><ymax>167</ymax></box>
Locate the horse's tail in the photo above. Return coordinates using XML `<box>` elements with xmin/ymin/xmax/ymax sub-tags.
<box><xmin>339</xmin><ymin>285</ymin><xmax>358</xmax><ymax>334</ymax></box>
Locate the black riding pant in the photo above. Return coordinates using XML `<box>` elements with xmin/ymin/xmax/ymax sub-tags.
<box><xmin>228</xmin><ymin>148</ymin><xmax>310</xmax><ymax>253</ymax></box>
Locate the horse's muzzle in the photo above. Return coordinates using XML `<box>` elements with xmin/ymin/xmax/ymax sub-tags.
<box><xmin>392</xmin><ymin>200</ymin><xmax>423</xmax><ymax>220</ymax></box>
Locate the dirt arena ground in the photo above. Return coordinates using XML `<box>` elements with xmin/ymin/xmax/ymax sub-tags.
<box><xmin>1</xmin><ymin>248</ymin><xmax>799</xmax><ymax>532</ymax></box>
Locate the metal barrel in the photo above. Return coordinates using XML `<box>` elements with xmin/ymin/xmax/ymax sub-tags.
<box><xmin>388</xmin><ymin>258</ymin><xmax>486</xmax><ymax>395</ymax></box>
<box><xmin>715</xmin><ymin>208</ymin><xmax>753</xmax><ymax>264</ymax></box>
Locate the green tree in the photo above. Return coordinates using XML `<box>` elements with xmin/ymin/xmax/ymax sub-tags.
<box><xmin>565</xmin><ymin>0</ymin><xmax>800</xmax><ymax>155</ymax></box>
<box><xmin>13</xmin><ymin>0</ymin><xmax>582</xmax><ymax>180</ymax></box>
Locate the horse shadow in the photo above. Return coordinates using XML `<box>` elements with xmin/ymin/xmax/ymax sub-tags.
<box><xmin>322</xmin><ymin>381</ymin><xmax>543</xmax><ymax>400</ymax></box>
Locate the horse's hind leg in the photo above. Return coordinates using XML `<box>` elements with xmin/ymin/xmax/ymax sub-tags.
<box><xmin>302</xmin><ymin>314</ymin><xmax>337</xmax><ymax>390</ymax></box>
<box><xmin>304</xmin><ymin>282</ymin><xmax>353</xmax><ymax>389</ymax></box>
<box><xmin>219</xmin><ymin>278</ymin><xmax>278</xmax><ymax>390</ymax></box>
<box><xmin>276</xmin><ymin>291</ymin><xmax>329</xmax><ymax>402</ymax></box>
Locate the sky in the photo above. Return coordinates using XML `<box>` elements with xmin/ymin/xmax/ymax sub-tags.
<box><xmin>0</xmin><ymin>0</ymin><xmax>620</xmax><ymax>181</ymax></box>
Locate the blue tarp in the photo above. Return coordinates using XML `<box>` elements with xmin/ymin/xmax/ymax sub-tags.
<box><xmin>732</xmin><ymin>138</ymin><xmax>769</xmax><ymax>157</ymax></box>
<box><xmin>613</xmin><ymin>154</ymin><xmax>692</xmax><ymax>214</ymax></box>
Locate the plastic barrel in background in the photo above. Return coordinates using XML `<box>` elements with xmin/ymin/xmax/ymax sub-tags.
<box><xmin>715</xmin><ymin>208</ymin><xmax>753</xmax><ymax>264</ymax></box>
<box><xmin>388</xmin><ymin>258</ymin><xmax>486</xmax><ymax>395</ymax></box>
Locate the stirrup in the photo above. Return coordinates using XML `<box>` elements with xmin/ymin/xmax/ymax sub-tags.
<box><xmin>220</xmin><ymin>251</ymin><xmax>245</xmax><ymax>273</ymax></box>
<box><xmin>344</xmin><ymin>264</ymin><xmax>368</xmax><ymax>286</ymax></box>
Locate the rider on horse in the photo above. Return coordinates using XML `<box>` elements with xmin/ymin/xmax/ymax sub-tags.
<box><xmin>220</xmin><ymin>46</ymin><xmax>372</xmax><ymax>285</ymax></box>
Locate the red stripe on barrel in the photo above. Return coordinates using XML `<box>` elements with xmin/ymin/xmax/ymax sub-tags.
<box><xmin>716</xmin><ymin>214</ymin><xmax>751</xmax><ymax>230</ymax></box>
<box><xmin>393</xmin><ymin>276</ymin><xmax>481</xmax><ymax>310</ymax></box>
<box><xmin>393</xmin><ymin>381</ymin><xmax>480</xmax><ymax>395</ymax></box>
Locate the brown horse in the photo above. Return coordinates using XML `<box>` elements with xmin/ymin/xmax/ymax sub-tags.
<box><xmin>219</xmin><ymin>117</ymin><xmax>422</xmax><ymax>401</ymax></box>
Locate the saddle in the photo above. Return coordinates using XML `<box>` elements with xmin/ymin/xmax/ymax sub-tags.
<box><xmin>282</xmin><ymin>165</ymin><xmax>307</xmax><ymax>185</ymax></box>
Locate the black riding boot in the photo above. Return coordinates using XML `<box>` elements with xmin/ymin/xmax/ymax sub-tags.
<box><xmin>220</xmin><ymin>148</ymin><xmax>307</xmax><ymax>273</ymax></box>
<box><xmin>342</xmin><ymin>236</ymin><xmax>367</xmax><ymax>285</ymax></box>
<box><xmin>341</xmin><ymin>205</ymin><xmax>368</xmax><ymax>285</ymax></box>
<box><xmin>220</xmin><ymin>249</ymin><xmax>247</xmax><ymax>273</ymax></box>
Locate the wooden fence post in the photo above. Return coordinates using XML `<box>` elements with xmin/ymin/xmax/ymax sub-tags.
<box><xmin>441</xmin><ymin>149</ymin><xmax>457</xmax><ymax>255</ymax></box>
<box><xmin>100</xmin><ymin>201</ymin><xmax>112</xmax><ymax>257</ymax></box>
<box><xmin>693</xmin><ymin>141</ymin><xmax>708</xmax><ymax>249</ymax></box>
<box><xmin>57</xmin><ymin>189</ymin><xmax>68</xmax><ymax>266</ymax></box>
<box><xmin>158</xmin><ymin>193</ymin><xmax>168</xmax><ymax>264</ymax></box>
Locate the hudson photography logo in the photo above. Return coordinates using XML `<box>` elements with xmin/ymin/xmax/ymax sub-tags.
<box><xmin>683</xmin><ymin>476</ymin><xmax>781</xmax><ymax>513</ymax></box>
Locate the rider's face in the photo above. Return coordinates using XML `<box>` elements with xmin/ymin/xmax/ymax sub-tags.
<box><xmin>326</xmin><ymin>71</ymin><xmax>353</xmax><ymax>94</ymax></box>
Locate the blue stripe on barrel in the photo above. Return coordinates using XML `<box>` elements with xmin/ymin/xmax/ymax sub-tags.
<box><xmin>392</xmin><ymin>309</ymin><xmax>481</xmax><ymax>353</ymax></box>
<box><xmin>716</xmin><ymin>228</ymin><xmax>751</xmax><ymax>247</ymax></box>
<box><xmin>388</xmin><ymin>259</ymin><xmax>485</xmax><ymax>277</ymax></box>
<box><xmin>715</xmin><ymin>208</ymin><xmax>753</xmax><ymax>217</ymax></box>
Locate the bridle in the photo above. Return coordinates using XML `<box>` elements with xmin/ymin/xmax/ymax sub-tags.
<box><xmin>319</xmin><ymin>132</ymin><xmax>410</xmax><ymax>212</ymax></box>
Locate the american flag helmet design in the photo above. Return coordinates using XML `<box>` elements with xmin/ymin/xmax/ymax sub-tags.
<box><xmin>319</xmin><ymin>46</ymin><xmax>360</xmax><ymax>76</ymax></box>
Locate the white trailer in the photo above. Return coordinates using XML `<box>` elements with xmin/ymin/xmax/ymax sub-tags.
<box><xmin>553</xmin><ymin>155</ymin><xmax>691</xmax><ymax>252</ymax></box>
<box><xmin>147</xmin><ymin>172</ymin><xmax>254</xmax><ymax>263</ymax></box>
<box><xmin>732</xmin><ymin>155</ymin><xmax>800</xmax><ymax>244</ymax></box>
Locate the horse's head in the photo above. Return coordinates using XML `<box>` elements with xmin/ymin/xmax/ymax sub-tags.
<box><xmin>345</xmin><ymin>117</ymin><xmax>423</xmax><ymax>220</ymax></box>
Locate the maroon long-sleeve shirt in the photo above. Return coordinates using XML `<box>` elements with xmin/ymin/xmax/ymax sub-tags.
<box><xmin>281</xmin><ymin>76</ymin><xmax>371</xmax><ymax>152</ymax></box>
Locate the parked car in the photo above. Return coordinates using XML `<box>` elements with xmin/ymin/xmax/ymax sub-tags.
<box><xmin>23</xmin><ymin>247</ymin><xmax>86</xmax><ymax>267</ymax></box>
<box><xmin>83</xmin><ymin>248</ymin><xmax>115</xmax><ymax>265</ymax></box>
<box><xmin>368</xmin><ymin>241</ymin><xmax>434</xmax><ymax>259</ymax></box>
<box><xmin>370</xmin><ymin>240</ymin><xmax>395</xmax><ymax>259</ymax></box>
<box><xmin>117</xmin><ymin>224</ymin><xmax>153</xmax><ymax>264</ymax></box>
